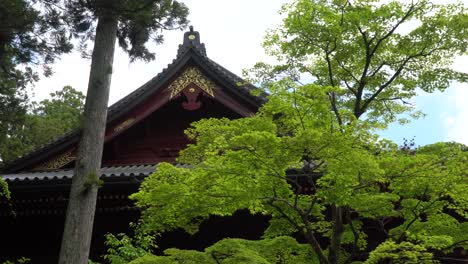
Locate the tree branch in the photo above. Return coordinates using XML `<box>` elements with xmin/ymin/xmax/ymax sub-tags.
<box><xmin>300</xmin><ymin>213</ymin><xmax>331</xmax><ymax>264</ymax></box>
<box><xmin>352</xmin><ymin>1</ymin><xmax>423</xmax><ymax>118</ymax></box>
<box><xmin>369</xmin><ymin>1</ymin><xmax>422</xmax><ymax>58</ymax></box>
<box><xmin>344</xmin><ymin>209</ymin><xmax>359</xmax><ymax>264</ymax></box>
<box><xmin>323</xmin><ymin>40</ymin><xmax>343</xmax><ymax>126</ymax></box>
<box><xmin>266</xmin><ymin>195</ymin><xmax>328</xmax><ymax>264</ymax></box>
<box><xmin>442</xmin><ymin>239</ymin><xmax>468</xmax><ymax>250</ymax></box>
<box><xmin>359</xmin><ymin>56</ymin><xmax>412</xmax><ymax>116</ymax></box>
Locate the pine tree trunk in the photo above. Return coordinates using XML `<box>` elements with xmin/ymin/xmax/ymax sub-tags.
<box><xmin>58</xmin><ymin>10</ymin><xmax>118</xmax><ymax>264</ymax></box>
<box><xmin>329</xmin><ymin>205</ymin><xmax>344</xmax><ymax>264</ymax></box>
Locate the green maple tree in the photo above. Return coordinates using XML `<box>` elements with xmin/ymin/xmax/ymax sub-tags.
<box><xmin>104</xmin><ymin>1</ymin><xmax>468</xmax><ymax>263</ymax></box>
<box><xmin>127</xmin><ymin>82</ymin><xmax>467</xmax><ymax>264</ymax></box>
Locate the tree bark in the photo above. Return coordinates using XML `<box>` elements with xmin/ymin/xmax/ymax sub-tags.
<box><xmin>59</xmin><ymin>9</ymin><xmax>118</xmax><ymax>264</ymax></box>
<box><xmin>328</xmin><ymin>205</ymin><xmax>344</xmax><ymax>264</ymax></box>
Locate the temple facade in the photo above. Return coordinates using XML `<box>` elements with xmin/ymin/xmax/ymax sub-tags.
<box><xmin>0</xmin><ymin>27</ymin><xmax>267</xmax><ymax>263</ymax></box>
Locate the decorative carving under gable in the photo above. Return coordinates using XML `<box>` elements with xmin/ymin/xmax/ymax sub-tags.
<box><xmin>114</xmin><ymin>118</ymin><xmax>136</xmax><ymax>133</ymax></box>
<box><xmin>181</xmin><ymin>85</ymin><xmax>203</xmax><ymax>110</ymax></box>
<box><xmin>33</xmin><ymin>149</ymin><xmax>76</xmax><ymax>171</ymax></box>
<box><xmin>169</xmin><ymin>67</ymin><xmax>215</xmax><ymax>98</ymax></box>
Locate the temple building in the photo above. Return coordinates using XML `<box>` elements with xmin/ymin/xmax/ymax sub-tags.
<box><xmin>0</xmin><ymin>27</ymin><xmax>268</xmax><ymax>263</ymax></box>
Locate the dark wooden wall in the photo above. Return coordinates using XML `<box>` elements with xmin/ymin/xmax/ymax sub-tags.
<box><xmin>102</xmin><ymin>95</ymin><xmax>241</xmax><ymax>166</ymax></box>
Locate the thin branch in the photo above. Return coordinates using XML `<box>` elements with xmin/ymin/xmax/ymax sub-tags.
<box><xmin>442</xmin><ymin>239</ymin><xmax>468</xmax><ymax>250</ymax></box>
<box><xmin>368</xmin><ymin>61</ymin><xmax>387</xmax><ymax>78</ymax></box>
<box><xmin>323</xmin><ymin>39</ymin><xmax>343</xmax><ymax>126</ymax></box>
<box><xmin>359</xmin><ymin>56</ymin><xmax>412</xmax><ymax>114</ymax></box>
<box><xmin>378</xmin><ymin>217</ymin><xmax>389</xmax><ymax>237</ymax></box>
<box><xmin>353</xmin><ymin>25</ymin><xmax>371</xmax><ymax>117</ymax></box>
<box><xmin>265</xmin><ymin>195</ymin><xmax>329</xmax><ymax>264</ymax></box>
<box><xmin>304</xmin><ymin>195</ymin><xmax>318</xmax><ymax>217</ymax></box>
<box><xmin>397</xmin><ymin>187</ymin><xmax>440</xmax><ymax>243</ymax></box>
<box><xmin>352</xmin><ymin>1</ymin><xmax>423</xmax><ymax>118</ymax></box>
<box><xmin>266</xmin><ymin>199</ymin><xmax>302</xmax><ymax>231</ymax></box>
<box><xmin>356</xmin><ymin>25</ymin><xmax>372</xmax><ymax>83</ymax></box>
<box><xmin>359</xmin><ymin>36</ymin><xmax>446</xmax><ymax>114</ymax></box>
<box><xmin>334</xmin><ymin>58</ymin><xmax>359</xmax><ymax>96</ymax></box>
<box><xmin>369</xmin><ymin>2</ymin><xmax>422</xmax><ymax>58</ymax></box>
<box><xmin>377</xmin><ymin>97</ymin><xmax>411</xmax><ymax>104</ymax></box>
<box><xmin>344</xmin><ymin>209</ymin><xmax>359</xmax><ymax>264</ymax></box>
<box><xmin>300</xmin><ymin>213</ymin><xmax>331</xmax><ymax>264</ymax></box>
<box><xmin>434</xmin><ymin>257</ymin><xmax>468</xmax><ymax>263</ymax></box>
<box><xmin>292</xmin><ymin>87</ymin><xmax>307</xmax><ymax>131</ymax></box>
<box><xmin>382</xmin><ymin>99</ymin><xmax>396</xmax><ymax>121</ymax></box>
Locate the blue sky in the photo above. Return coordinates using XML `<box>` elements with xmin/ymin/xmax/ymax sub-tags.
<box><xmin>380</xmin><ymin>81</ymin><xmax>468</xmax><ymax>146</ymax></box>
<box><xmin>31</xmin><ymin>0</ymin><xmax>468</xmax><ymax>146</ymax></box>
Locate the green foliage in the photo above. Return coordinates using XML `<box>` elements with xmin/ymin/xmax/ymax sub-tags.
<box><xmin>104</xmin><ymin>233</ymin><xmax>156</xmax><ymax>264</ymax></box>
<box><xmin>0</xmin><ymin>0</ymin><xmax>73</xmax><ymax>79</ymax></box>
<box><xmin>127</xmin><ymin>236</ymin><xmax>316</xmax><ymax>264</ymax></box>
<box><xmin>365</xmin><ymin>241</ymin><xmax>435</xmax><ymax>264</ymax></box>
<box><xmin>129</xmin><ymin>251</ymin><xmax>210</xmax><ymax>264</ymax></box>
<box><xmin>0</xmin><ymin>0</ymin><xmax>77</xmax><ymax>155</ymax></box>
<box><xmin>253</xmin><ymin>0</ymin><xmax>467</xmax><ymax>126</ymax></box>
<box><xmin>129</xmin><ymin>81</ymin><xmax>468</xmax><ymax>263</ymax></box>
<box><xmin>0</xmin><ymin>178</ymin><xmax>10</xmax><ymax>199</ymax></box>
<box><xmin>1</xmin><ymin>257</ymin><xmax>30</xmax><ymax>264</ymax></box>
<box><xmin>84</xmin><ymin>172</ymin><xmax>104</xmax><ymax>189</ymax></box>
<box><xmin>0</xmin><ymin>86</ymin><xmax>85</xmax><ymax>162</ymax></box>
<box><xmin>64</xmin><ymin>0</ymin><xmax>189</xmax><ymax>61</ymax></box>
<box><xmin>0</xmin><ymin>0</ymin><xmax>189</xmax><ymax>80</ymax></box>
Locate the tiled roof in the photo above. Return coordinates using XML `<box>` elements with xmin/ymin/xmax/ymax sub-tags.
<box><xmin>2</xmin><ymin>164</ymin><xmax>158</xmax><ymax>182</ymax></box>
<box><xmin>2</xmin><ymin>164</ymin><xmax>196</xmax><ymax>182</ymax></box>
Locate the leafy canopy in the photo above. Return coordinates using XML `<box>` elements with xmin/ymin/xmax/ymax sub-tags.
<box><xmin>130</xmin><ymin>81</ymin><xmax>468</xmax><ymax>263</ymax></box>
<box><xmin>253</xmin><ymin>0</ymin><xmax>467</xmax><ymax>126</ymax></box>
<box><xmin>0</xmin><ymin>86</ymin><xmax>85</xmax><ymax>163</ymax></box>
<box><xmin>106</xmin><ymin>235</ymin><xmax>315</xmax><ymax>264</ymax></box>
<box><xmin>0</xmin><ymin>0</ymin><xmax>76</xmax><ymax>163</ymax></box>
<box><xmin>64</xmin><ymin>0</ymin><xmax>189</xmax><ymax>61</ymax></box>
